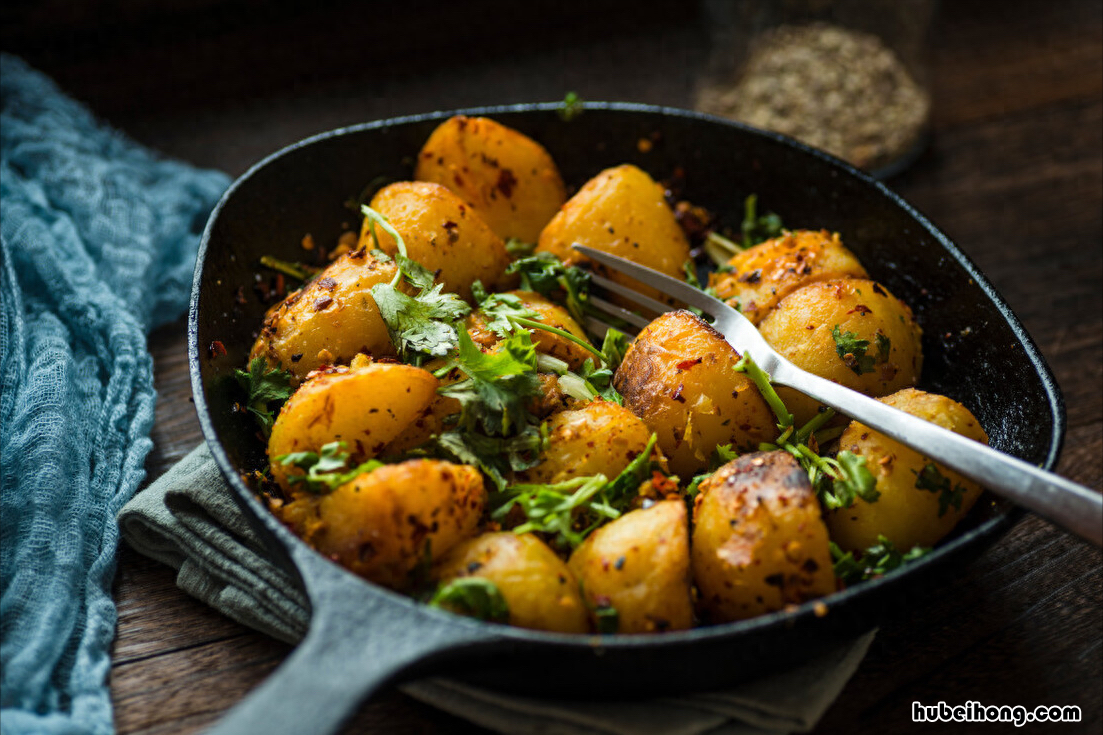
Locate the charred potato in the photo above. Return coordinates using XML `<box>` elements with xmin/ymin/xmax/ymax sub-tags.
<box><xmin>536</xmin><ymin>164</ymin><xmax>692</xmax><ymax>303</ymax></box>
<box><xmin>757</xmin><ymin>278</ymin><xmax>923</xmax><ymax>427</ymax></box>
<box><xmin>614</xmin><ymin>310</ymin><xmax>777</xmax><ymax>478</ymax></box>
<box><xmin>279</xmin><ymin>460</ymin><xmax>485</xmax><ymax>591</ymax></box>
<box><xmin>568</xmin><ymin>499</ymin><xmax>693</xmax><ymax>634</ymax></box>
<box><xmin>434</xmin><ymin>532</ymin><xmax>589</xmax><ymax>633</ymax></box>
<box><xmin>249</xmin><ymin>252</ymin><xmax>397</xmax><ymax>382</ymax></box>
<box><xmin>517</xmin><ymin>399</ymin><xmax>657</xmax><ymax>485</ymax></box>
<box><xmin>827</xmin><ymin>388</ymin><xmax>989</xmax><ymax>551</ymax></box>
<box><xmin>268</xmin><ymin>361</ymin><xmax>438</xmax><ymax>493</ymax></box>
<box><xmin>708</xmin><ymin>229</ymin><xmax>868</xmax><ymax>325</ymax></box>
<box><xmin>362</xmin><ymin>181</ymin><xmax>511</xmax><ymax>302</ymax></box>
<box><xmin>415</xmin><ymin>115</ymin><xmax>567</xmax><ymax>243</ymax></box>
<box><xmin>692</xmin><ymin>451</ymin><xmax>836</xmax><ymax>623</ymax></box>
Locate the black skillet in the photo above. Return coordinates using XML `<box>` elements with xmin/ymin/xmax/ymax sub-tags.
<box><xmin>189</xmin><ymin>103</ymin><xmax>1064</xmax><ymax>735</ymax></box>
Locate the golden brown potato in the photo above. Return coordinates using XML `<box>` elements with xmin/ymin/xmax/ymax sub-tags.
<box><xmin>708</xmin><ymin>229</ymin><xmax>868</xmax><ymax>325</ymax></box>
<box><xmin>569</xmin><ymin>499</ymin><xmax>693</xmax><ymax>634</ymax></box>
<box><xmin>268</xmin><ymin>361</ymin><xmax>438</xmax><ymax>493</ymax></box>
<box><xmin>692</xmin><ymin>451</ymin><xmax>836</xmax><ymax>623</ymax></box>
<box><xmin>826</xmin><ymin>388</ymin><xmax>989</xmax><ymax>552</ymax></box>
<box><xmin>434</xmin><ymin>532</ymin><xmax>590</xmax><ymax>633</ymax></box>
<box><xmin>249</xmin><ymin>252</ymin><xmax>397</xmax><ymax>382</ymax></box>
<box><xmin>517</xmin><ymin>399</ymin><xmax>657</xmax><ymax>485</ymax></box>
<box><xmin>614</xmin><ymin>310</ymin><xmax>777</xmax><ymax>479</ymax></box>
<box><xmin>278</xmin><ymin>460</ymin><xmax>485</xmax><ymax>591</ymax></box>
<box><xmin>757</xmin><ymin>278</ymin><xmax>923</xmax><ymax>427</ymax></box>
<box><xmin>361</xmin><ymin>181</ymin><xmax>511</xmax><ymax>302</ymax></box>
<box><xmin>536</xmin><ymin>164</ymin><xmax>692</xmax><ymax>303</ymax></box>
<box><xmin>467</xmin><ymin>290</ymin><xmax>595</xmax><ymax>370</ymax></box>
<box><xmin>415</xmin><ymin>116</ymin><xmax>567</xmax><ymax>243</ymax></box>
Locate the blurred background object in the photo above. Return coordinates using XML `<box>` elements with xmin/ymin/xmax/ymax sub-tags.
<box><xmin>697</xmin><ymin>0</ymin><xmax>936</xmax><ymax>176</ymax></box>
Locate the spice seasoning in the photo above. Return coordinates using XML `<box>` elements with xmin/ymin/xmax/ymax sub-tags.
<box><xmin>697</xmin><ymin>23</ymin><xmax>930</xmax><ymax>172</ymax></box>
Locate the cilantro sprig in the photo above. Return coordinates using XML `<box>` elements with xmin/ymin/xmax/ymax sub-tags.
<box><xmin>914</xmin><ymin>462</ymin><xmax>968</xmax><ymax>516</ymax></box>
<box><xmin>491</xmin><ymin>434</ymin><xmax>659</xmax><ymax>550</ymax></box>
<box><xmin>830</xmin><ymin>536</ymin><xmax>931</xmax><ymax>584</ymax></box>
<box><xmin>234</xmin><ymin>357</ymin><xmax>294</xmax><ymax>434</ymax></box>
<box><xmin>429</xmin><ymin>577</ymin><xmax>510</xmax><ymax>623</ymax></box>
<box><xmin>275</xmin><ymin>440</ymin><xmax>384</xmax><ymax>494</ymax></box>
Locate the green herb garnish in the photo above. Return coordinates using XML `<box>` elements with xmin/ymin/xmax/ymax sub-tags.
<box><xmin>594</xmin><ymin>602</ymin><xmax>620</xmax><ymax>634</ymax></box>
<box><xmin>740</xmin><ymin>193</ymin><xmax>784</xmax><ymax>248</ymax></box>
<box><xmin>276</xmin><ymin>440</ymin><xmax>384</xmax><ymax>494</ymax></box>
<box><xmin>429</xmin><ymin>578</ymin><xmax>510</xmax><ymax>623</ymax></box>
<box><xmin>831</xmin><ymin>325</ymin><xmax>876</xmax><ymax>375</ymax></box>
<box><xmin>914</xmin><ymin>462</ymin><xmax>968</xmax><ymax>516</ymax></box>
<box><xmin>558</xmin><ymin>91</ymin><xmax>585</xmax><ymax>122</ymax></box>
<box><xmin>830</xmin><ymin>536</ymin><xmax>931</xmax><ymax>584</ymax></box>
<box><xmin>234</xmin><ymin>356</ymin><xmax>294</xmax><ymax>434</ymax></box>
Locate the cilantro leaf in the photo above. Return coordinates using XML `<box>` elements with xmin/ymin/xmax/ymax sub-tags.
<box><xmin>558</xmin><ymin>91</ymin><xmax>585</xmax><ymax>122</ymax></box>
<box><xmin>830</xmin><ymin>536</ymin><xmax>931</xmax><ymax>584</ymax></box>
<box><xmin>507</xmin><ymin>253</ymin><xmax>596</xmax><ymax>327</ymax></box>
<box><xmin>819</xmin><ymin>450</ymin><xmax>880</xmax><ymax>510</ymax></box>
<box><xmin>234</xmin><ymin>357</ymin><xmax>294</xmax><ymax>434</ymax></box>
<box><xmin>875</xmin><ymin>332</ymin><xmax>891</xmax><ymax>361</ymax></box>
<box><xmin>474</xmin><ymin>290</ymin><xmax>544</xmax><ymax>338</ymax></box>
<box><xmin>741</xmin><ymin>194</ymin><xmax>785</xmax><ymax>248</ymax></box>
<box><xmin>594</xmin><ymin>602</ymin><xmax>619</xmax><ymax>634</ymax></box>
<box><xmin>275</xmin><ymin>440</ymin><xmax>384</xmax><ymax>494</ymax></box>
<box><xmin>505</xmin><ymin>237</ymin><xmax>537</xmax><ymax>258</ymax></box>
<box><xmin>831</xmin><ymin>325</ymin><xmax>876</xmax><ymax>375</ymax></box>
<box><xmin>371</xmin><ymin>281</ymin><xmax>470</xmax><ymax>365</ymax></box>
<box><xmin>429</xmin><ymin>578</ymin><xmax>510</xmax><ymax>623</ymax></box>
<box><xmin>600</xmin><ymin>328</ymin><xmax>631</xmax><ymax>370</ymax></box>
<box><xmin>914</xmin><ymin>462</ymin><xmax>968</xmax><ymax>516</ymax></box>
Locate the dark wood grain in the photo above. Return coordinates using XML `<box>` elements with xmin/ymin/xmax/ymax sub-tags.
<box><xmin>8</xmin><ymin>0</ymin><xmax>1100</xmax><ymax>732</ymax></box>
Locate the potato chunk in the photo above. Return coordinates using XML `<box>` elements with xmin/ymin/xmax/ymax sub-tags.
<box><xmin>614</xmin><ymin>310</ymin><xmax>776</xmax><ymax>478</ymax></box>
<box><xmin>279</xmin><ymin>460</ymin><xmax>485</xmax><ymax>591</ymax></box>
<box><xmin>268</xmin><ymin>361</ymin><xmax>438</xmax><ymax>494</ymax></box>
<box><xmin>535</xmin><ymin>164</ymin><xmax>692</xmax><ymax>303</ymax></box>
<box><xmin>517</xmin><ymin>400</ymin><xmax>657</xmax><ymax>485</ymax></box>
<box><xmin>692</xmin><ymin>451</ymin><xmax>835</xmax><ymax>623</ymax></box>
<box><xmin>249</xmin><ymin>252</ymin><xmax>396</xmax><ymax>382</ymax></box>
<box><xmin>708</xmin><ymin>229</ymin><xmax>868</xmax><ymax>325</ymax></box>
<box><xmin>568</xmin><ymin>499</ymin><xmax>693</xmax><ymax>634</ymax></box>
<box><xmin>415</xmin><ymin>115</ymin><xmax>567</xmax><ymax>243</ymax></box>
<box><xmin>434</xmin><ymin>532</ymin><xmax>589</xmax><ymax>633</ymax></box>
<box><xmin>361</xmin><ymin>181</ymin><xmax>511</xmax><ymax>302</ymax></box>
<box><xmin>757</xmin><ymin>278</ymin><xmax>923</xmax><ymax>427</ymax></box>
<box><xmin>826</xmin><ymin>388</ymin><xmax>989</xmax><ymax>552</ymax></box>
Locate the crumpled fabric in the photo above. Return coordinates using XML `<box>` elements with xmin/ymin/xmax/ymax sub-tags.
<box><xmin>0</xmin><ymin>54</ymin><xmax>229</xmax><ymax>735</ymax></box>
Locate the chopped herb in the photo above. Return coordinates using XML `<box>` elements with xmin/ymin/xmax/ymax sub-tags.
<box><xmin>830</xmin><ymin>536</ymin><xmax>931</xmax><ymax>584</ymax></box>
<box><xmin>258</xmin><ymin>255</ymin><xmax>319</xmax><ymax>282</ymax></box>
<box><xmin>473</xmin><ymin>288</ymin><xmax>543</xmax><ymax>338</ymax></box>
<box><xmin>558</xmin><ymin>91</ymin><xmax>585</xmax><ymax>122</ymax></box>
<box><xmin>875</xmin><ymin>332</ymin><xmax>891</xmax><ymax>361</ymax></box>
<box><xmin>683</xmin><ymin>259</ymin><xmax>703</xmax><ymax>289</ymax></box>
<box><xmin>685</xmin><ymin>444</ymin><xmax>740</xmax><ymax>503</ymax></box>
<box><xmin>914</xmin><ymin>462</ymin><xmax>968</xmax><ymax>516</ymax></box>
<box><xmin>831</xmin><ymin>325</ymin><xmax>876</xmax><ymax>375</ymax></box>
<box><xmin>504</xmin><ymin>237</ymin><xmax>537</xmax><ymax>258</ymax></box>
<box><xmin>275</xmin><ymin>441</ymin><xmax>384</xmax><ymax>494</ymax></box>
<box><xmin>594</xmin><ymin>602</ymin><xmax>619</xmax><ymax>634</ymax></box>
<box><xmin>576</xmin><ymin>358</ymin><xmax>623</xmax><ymax>404</ymax></box>
<box><xmin>234</xmin><ymin>356</ymin><xmax>294</xmax><ymax>434</ymax></box>
<box><xmin>740</xmin><ymin>194</ymin><xmax>785</xmax><ymax>248</ymax></box>
<box><xmin>429</xmin><ymin>577</ymin><xmax>510</xmax><ymax>623</ymax></box>
<box><xmin>507</xmin><ymin>252</ymin><xmax>594</xmax><ymax>327</ymax></box>
<box><xmin>819</xmin><ymin>450</ymin><xmax>880</xmax><ymax>509</ymax></box>
<box><xmin>599</xmin><ymin>328</ymin><xmax>631</xmax><ymax>371</ymax></box>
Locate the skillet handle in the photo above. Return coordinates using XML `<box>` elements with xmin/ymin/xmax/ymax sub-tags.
<box><xmin>206</xmin><ymin>551</ymin><xmax>504</xmax><ymax>735</ymax></box>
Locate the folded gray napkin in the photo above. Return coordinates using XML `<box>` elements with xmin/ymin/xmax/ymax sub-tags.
<box><xmin>118</xmin><ymin>443</ymin><xmax>875</xmax><ymax>735</ymax></box>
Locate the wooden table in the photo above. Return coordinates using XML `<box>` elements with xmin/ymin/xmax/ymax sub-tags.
<box><xmin>9</xmin><ymin>0</ymin><xmax>1100</xmax><ymax>732</ymax></box>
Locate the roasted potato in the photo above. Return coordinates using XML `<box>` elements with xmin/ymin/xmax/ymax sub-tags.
<box><xmin>434</xmin><ymin>532</ymin><xmax>589</xmax><ymax>633</ymax></box>
<box><xmin>467</xmin><ymin>290</ymin><xmax>595</xmax><ymax>370</ymax></box>
<box><xmin>708</xmin><ymin>229</ymin><xmax>868</xmax><ymax>325</ymax></box>
<box><xmin>268</xmin><ymin>361</ymin><xmax>438</xmax><ymax>493</ymax></box>
<box><xmin>757</xmin><ymin>278</ymin><xmax>923</xmax><ymax>427</ymax></box>
<box><xmin>517</xmin><ymin>399</ymin><xmax>658</xmax><ymax>485</ymax></box>
<box><xmin>692</xmin><ymin>451</ymin><xmax>836</xmax><ymax>623</ymax></box>
<box><xmin>614</xmin><ymin>310</ymin><xmax>777</xmax><ymax>479</ymax></box>
<box><xmin>415</xmin><ymin>115</ymin><xmax>567</xmax><ymax>243</ymax></box>
<box><xmin>249</xmin><ymin>252</ymin><xmax>397</xmax><ymax>382</ymax></box>
<box><xmin>568</xmin><ymin>499</ymin><xmax>693</xmax><ymax>634</ymax></box>
<box><xmin>362</xmin><ymin>181</ymin><xmax>511</xmax><ymax>302</ymax></box>
<box><xmin>826</xmin><ymin>388</ymin><xmax>989</xmax><ymax>552</ymax></box>
<box><xmin>278</xmin><ymin>460</ymin><xmax>485</xmax><ymax>591</ymax></box>
<box><xmin>535</xmin><ymin>164</ymin><xmax>692</xmax><ymax>303</ymax></box>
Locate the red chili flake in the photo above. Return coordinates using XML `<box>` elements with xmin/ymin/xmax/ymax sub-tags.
<box><xmin>316</xmin><ymin>277</ymin><xmax>337</xmax><ymax>291</ymax></box>
<box><xmin>671</xmin><ymin>384</ymin><xmax>686</xmax><ymax>403</ymax></box>
<box><xmin>208</xmin><ymin>341</ymin><xmax>227</xmax><ymax>359</ymax></box>
<box><xmin>848</xmin><ymin>304</ymin><xmax>873</xmax><ymax>315</ymax></box>
<box><xmin>313</xmin><ymin>296</ymin><xmax>333</xmax><ymax>311</ymax></box>
<box><xmin>234</xmin><ymin>286</ymin><xmax>247</xmax><ymax>305</ymax></box>
<box><xmin>676</xmin><ymin>357</ymin><xmax>702</xmax><ymax>371</ymax></box>
<box><xmin>496</xmin><ymin>168</ymin><xmax>518</xmax><ymax>198</ymax></box>
<box><xmin>274</xmin><ymin>273</ymin><xmax>287</xmax><ymax>298</ymax></box>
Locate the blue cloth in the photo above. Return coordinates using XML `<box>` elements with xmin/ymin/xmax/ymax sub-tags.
<box><xmin>0</xmin><ymin>55</ymin><xmax>229</xmax><ymax>734</ymax></box>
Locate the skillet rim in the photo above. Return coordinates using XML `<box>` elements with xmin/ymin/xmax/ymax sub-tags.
<box><xmin>188</xmin><ymin>101</ymin><xmax>1064</xmax><ymax>650</ymax></box>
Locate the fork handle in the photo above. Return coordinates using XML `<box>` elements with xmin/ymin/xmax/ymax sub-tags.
<box><xmin>769</xmin><ymin>361</ymin><xmax>1102</xmax><ymax>546</ymax></box>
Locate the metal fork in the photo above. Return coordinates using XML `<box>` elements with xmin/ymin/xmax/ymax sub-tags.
<box><xmin>573</xmin><ymin>244</ymin><xmax>1103</xmax><ymax>546</ymax></box>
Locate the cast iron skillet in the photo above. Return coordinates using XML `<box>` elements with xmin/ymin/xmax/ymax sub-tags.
<box><xmin>189</xmin><ymin>103</ymin><xmax>1064</xmax><ymax>735</ymax></box>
